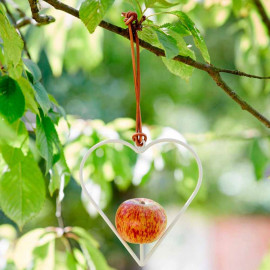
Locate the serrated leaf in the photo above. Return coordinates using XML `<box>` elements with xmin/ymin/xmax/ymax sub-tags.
<box><xmin>0</xmin><ymin>76</ymin><xmax>25</xmax><ymax>123</ymax></box>
<box><xmin>250</xmin><ymin>139</ymin><xmax>268</xmax><ymax>180</ymax></box>
<box><xmin>79</xmin><ymin>0</ymin><xmax>114</xmax><ymax>34</ymax></box>
<box><xmin>0</xmin><ymin>149</ymin><xmax>45</xmax><ymax>228</ymax></box>
<box><xmin>23</xmin><ymin>58</ymin><xmax>42</xmax><ymax>83</ymax></box>
<box><xmin>161</xmin><ymin>21</ymin><xmax>190</xmax><ymax>36</ymax></box>
<box><xmin>162</xmin><ymin>57</ymin><xmax>193</xmax><ymax>80</ymax></box>
<box><xmin>36</xmin><ymin>112</ymin><xmax>61</xmax><ymax>173</ymax></box>
<box><xmin>160</xmin><ymin>25</ymin><xmax>195</xmax><ymax>59</ymax></box>
<box><xmin>153</xmin><ymin>28</ymin><xmax>179</xmax><ymax>59</ymax></box>
<box><xmin>171</xmin><ymin>11</ymin><xmax>210</xmax><ymax>62</ymax></box>
<box><xmin>32</xmin><ymin>82</ymin><xmax>51</xmax><ymax>114</ymax></box>
<box><xmin>17</xmin><ymin>77</ymin><xmax>39</xmax><ymax>115</ymax></box>
<box><xmin>14</xmin><ymin>228</ymin><xmax>46</xmax><ymax>270</ymax></box>
<box><xmin>138</xmin><ymin>27</ymin><xmax>159</xmax><ymax>45</ymax></box>
<box><xmin>0</xmin><ymin>5</ymin><xmax>23</xmax><ymax>79</ymax></box>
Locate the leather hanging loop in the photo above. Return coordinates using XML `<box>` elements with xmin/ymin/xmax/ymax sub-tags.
<box><xmin>122</xmin><ymin>11</ymin><xmax>147</xmax><ymax>147</ymax></box>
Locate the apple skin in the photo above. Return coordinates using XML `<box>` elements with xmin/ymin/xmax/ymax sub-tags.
<box><xmin>115</xmin><ymin>198</ymin><xmax>167</xmax><ymax>244</ymax></box>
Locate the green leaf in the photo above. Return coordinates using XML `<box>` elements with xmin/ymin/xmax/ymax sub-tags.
<box><xmin>171</xmin><ymin>11</ymin><xmax>210</xmax><ymax>62</ymax></box>
<box><xmin>153</xmin><ymin>28</ymin><xmax>179</xmax><ymax>59</ymax></box>
<box><xmin>14</xmin><ymin>228</ymin><xmax>47</xmax><ymax>270</ymax></box>
<box><xmin>0</xmin><ymin>149</ymin><xmax>45</xmax><ymax>228</ymax></box>
<box><xmin>71</xmin><ymin>227</ymin><xmax>99</xmax><ymax>248</ymax></box>
<box><xmin>1</xmin><ymin>145</ymin><xmax>24</xmax><ymax>167</ymax></box>
<box><xmin>79</xmin><ymin>0</ymin><xmax>114</xmax><ymax>34</ymax></box>
<box><xmin>127</xmin><ymin>0</ymin><xmax>143</xmax><ymax>18</ymax></box>
<box><xmin>161</xmin><ymin>21</ymin><xmax>190</xmax><ymax>37</ymax></box>
<box><xmin>48</xmin><ymin>94</ymin><xmax>69</xmax><ymax>128</ymax></box>
<box><xmin>138</xmin><ymin>27</ymin><xmax>160</xmax><ymax>45</ymax></box>
<box><xmin>17</xmin><ymin>77</ymin><xmax>39</xmax><ymax>115</ymax></box>
<box><xmin>232</xmin><ymin>0</ymin><xmax>243</xmax><ymax>16</ymax></box>
<box><xmin>32</xmin><ymin>82</ymin><xmax>51</xmax><ymax>114</ymax></box>
<box><xmin>160</xmin><ymin>25</ymin><xmax>195</xmax><ymax>59</ymax></box>
<box><xmin>73</xmin><ymin>248</ymin><xmax>88</xmax><ymax>268</ymax></box>
<box><xmin>36</xmin><ymin>112</ymin><xmax>61</xmax><ymax>173</ymax></box>
<box><xmin>0</xmin><ymin>5</ymin><xmax>23</xmax><ymax>79</ymax></box>
<box><xmin>23</xmin><ymin>58</ymin><xmax>42</xmax><ymax>83</ymax></box>
<box><xmin>0</xmin><ymin>117</ymin><xmax>16</xmax><ymax>141</ymax></box>
<box><xmin>1</xmin><ymin>120</ymin><xmax>29</xmax><ymax>151</ymax></box>
<box><xmin>79</xmin><ymin>238</ymin><xmax>114</xmax><ymax>270</ymax></box>
<box><xmin>0</xmin><ymin>76</ymin><xmax>25</xmax><ymax>123</ymax></box>
<box><xmin>145</xmin><ymin>0</ymin><xmax>178</xmax><ymax>8</ymax></box>
<box><xmin>250</xmin><ymin>139</ymin><xmax>268</xmax><ymax>180</ymax></box>
<box><xmin>162</xmin><ymin>57</ymin><xmax>193</xmax><ymax>80</ymax></box>
<box><xmin>33</xmin><ymin>239</ymin><xmax>55</xmax><ymax>270</ymax></box>
<box><xmin>66</xmin><ymin>252</ymin><xmax>78</xmax><ymax>270</ymax></box>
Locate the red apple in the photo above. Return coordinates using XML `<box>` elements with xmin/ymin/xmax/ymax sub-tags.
<box><xmin>115</xmin><ymin>198</ymin><xmax>167</xmax><ymax>244</ymax></box>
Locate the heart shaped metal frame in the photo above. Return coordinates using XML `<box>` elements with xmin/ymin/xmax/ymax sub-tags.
<box><xmin>79</xmin><ymin>138</ymin><xmax>203</xmax><ymax>267</ymax></box>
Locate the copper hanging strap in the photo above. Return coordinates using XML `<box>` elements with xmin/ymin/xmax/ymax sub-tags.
<box><xmin>122</xmin><ymin>11</ymin><xmax>147</xmax><ymax>147</ymax></box>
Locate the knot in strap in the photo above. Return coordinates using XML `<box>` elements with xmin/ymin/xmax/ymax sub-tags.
<box><xmin>132</xmin><ymin>133</ymin><xmax>147</xmax><ymax>147</ymax></box>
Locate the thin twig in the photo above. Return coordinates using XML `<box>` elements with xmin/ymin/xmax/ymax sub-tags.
<box><xmin>27</xmin><ymin>0</ymin><xmax>270</xmax><ymax>128</ymax></box>
<box><xmin>15</xmin><ymin>17</ymin><xmax>35</xmax><ymax>28</ymax></box>
<box><xmin>253</xmin><ymin>0</ymin><xmax>270</xmax><ymax>37</ymax></box>
<box><xmin>28</xmin><ymin>0</ymin><xmax>55</xmax><ymax>24</ymax></box>
<box><xmin>217</xmin><ymin>68</ymin><xmax>270</xmax><ymax>79</ymax></box>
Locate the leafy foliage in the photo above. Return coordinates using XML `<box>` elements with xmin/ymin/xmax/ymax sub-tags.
<box><xmin>170</xmin><ymin>11</ymin><xmax>210</xmax><ymax>63</ymax></box>
<box><xmin>0</xmin><ymin>1</ymin><xmax>70</xmax><ymax>231</ymax></box>
<box><xmin>80</xmin><ymin>0</ymin><xmax>115</xmax><ymax>33</ymax></box>
<box><xmin>36</xmin><ymin>111</ymin><xmax>61</xmax><ymax>173</ymax></box>
<box><xmin>0</xmin><ymin>4</ymin><xmax>23</xmax><ymax>79</ymax></box>
<box><xmin>0</xmin><ymin>147</ymin><xmax>45</xmax><ymax>228</ymax></box>
<box><xmin>153</xmin><ymin>28</ymin><xmax>179</xmax><ymax>59</ymax></box>
<box><xmin>250</xmin><ymin>139</ymin><xmax>269</xmax><ymax>180</ymax></box>
<box><xmin>0</xmin><ymin>76</ymin><xmax>25</xmax><ymax>123</ymax></box>
<box><xmin>0</xmin><ymin>0</ymin><xmax>270</xmax><ymax>269</ymax></box>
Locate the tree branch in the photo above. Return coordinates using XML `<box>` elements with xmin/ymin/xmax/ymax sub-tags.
<box><xmin>215</xmin><ymin>68</ymin><xmax>270</xmax><ymax>79</ymax></box>
<box><xmin>28</xmin><ymin>0</ymin><xmax>55</xmax><ymax>24</ymax></box>
<box><xmin>15</xmin><ymin>17</ymin><xmax>35</xmax><ymax>28</ymax></box>
<box><xmin>253</xmin><ymin>0</ymin><xmax>270</xmax><ymax>37</ymax></box>
<box><xmin>27</xmin><ymin>0</ymin><xmax>270</xmax><ymax>128</ymax></box>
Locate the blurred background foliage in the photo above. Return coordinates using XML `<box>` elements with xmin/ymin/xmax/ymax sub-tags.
<box><xmin>0</xmin><ymin>0</ymin><xmax>270</xmax><ymax>269</ymax></box>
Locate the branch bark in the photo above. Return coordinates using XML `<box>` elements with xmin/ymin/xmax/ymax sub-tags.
<box><xmin>253</xmin><ymin>0</ymin><xmax>270</xmax><ymax>37</ymax></box>
<box><xmin>27</xmin><ymin>0</ymin><xmax>270</xmax><ymax>128</ymax></box>
<box><xmin>28</xmin><ymin>0</ymin><xmax>55</xmax><ymax>24</ymax></box>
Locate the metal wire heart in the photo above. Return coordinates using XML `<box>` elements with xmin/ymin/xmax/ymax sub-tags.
<box><xmin>79</xmin><ymin>138</ymin><xmax>203</xmax><ymax>267</ymax></box>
